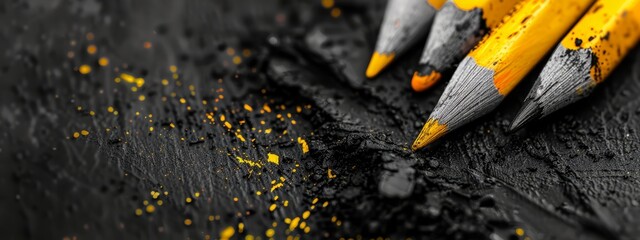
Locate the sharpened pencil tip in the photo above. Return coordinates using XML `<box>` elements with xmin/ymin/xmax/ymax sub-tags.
<box><xmin>412</xmin><ymin>118</ymin><xmax>448</xmax><ymax>151</ymax></box>
<box><xmin>366</xmin><ymin>52</ymin><xmax>395</xmax><ymax>78</ymax></box>
<box><xmin>510</xmin><ymin>98</ymin><xmax>542</xmax><ymax>132</ymax></box>
<box><xmin>411</xmin><ymin>69</ymin><xmax>441</xmax><ymax>92</ymax></box>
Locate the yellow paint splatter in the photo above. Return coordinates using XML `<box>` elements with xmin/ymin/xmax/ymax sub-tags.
<box><xmin>184</xmin><ymin>218</ymin><xmax>192</xmax><ymax>226</ymax></box>
<box><xmin>328</xmin><ymin>169</ymin><xmax>336</xmax><ymax>179</ymax></box>
<box><xmin>515</xmin><ymin>228</ymin><xmax>524</xmax><ymax>236</ymax></box>
<box><xmin>297</xmin><ymin>137</ymin><xmax>309</xmax><ymax>154</ymax></box>
<box><xmin>302</xmin><ymin>210</ymin><xmax>310</xmax><ymax>219</ymax></box>
<box><xmin>236</xmin><ymin>156</ymin><xmax>263</xmax><ymax>168</ymax></box>
<box><xmin>135</xmin><ymin>208</ymin><xmax>143</xmax><ymax>216</ymax></box>
<box><xmin>267</xmin><ymin>153</ymin><xmax>279</xmax><ymax>165</ymax></box>
<box><xmin>73</xmin><ymin>132</ymin><xmax>80</xmax><ymax>139</ymax></box>
<box><xmin>269</xmin><ymin>204</ymin><xmax>277</xmax><ymax>212</ymax></box>
<box><xmin>80</xmin><ymin>130</ymin><xmax>89</xmax><ymax>136</ymax></box>
<box><xmin>224</xmin><ymin>121</ymin><xmax>232</xmax><ymax>129</ymax></box>
<box><xmin>138</xmin><ymin>95</ymin><xmax>146</xmax><ymax>101</ymax></box>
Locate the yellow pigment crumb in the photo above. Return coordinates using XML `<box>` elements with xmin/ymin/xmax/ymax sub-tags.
<box><xmin>220</xmin><ymin>226</ymin><xmax>235</xmax><ymax>240</ymax></box>
<box><xmin>184</xmin><ymin>218</ymin><xmax>192</xmax><ymax>226</ymax></box>
<box><xmin>98</xmin><ymin>57</ymin><xmax>109</xmax><ymax>66</ymax></box>
<box><xmin>328</xmin><ymin>169</ymin><xmax>336</xmax><ymax>179</ymax></box>
<box><xmin>265</xmin><ymin>229</ymin><xmax>275</xmax><ymax>238</ymax></box>
<box><xmin>80</xmin><ymin>130</ymin><xmax>89</xmax><ymax>136</ymax></box>
<box><xmin>146</xmin><ymin>205</ymin><xmax>155</xmax><ymax>213</ymax></box>
<box><xmin>321</xmin><ymin>0</ymin><xmax>334</xmax><ymax>8</ymax></box>
<box><xmin>267</xmin><ymin>153</ymin><xmax>279</xmax><ymax>165</ymax></box>
<box><xmin>72</xmin><ymin>132</ymin><xmax>80</xmax><ymax>139</ymax></box>
<box><xmin>515</xmin><ymin>228</ymin><xmax>524</xmax><ymax>236</ymax></box>
<box><xmin>331</xmin><ymin>8</ymin><xmax>341</xmax><ymax>17</ymax></box>
<box><xmin>79</xmin><ymin>65</ymin><xmax>91</xmax><ymax>74</ymax></box>
<box><xmin>135</xmin><ymin>208</ymin><xmax>143</xmax><ymax>216</ymax></box>
<box><xmin>87</xmin><ymin>45</ymin><xmax>97</xmax><ymax>54</ymax></box>
<box><xmin>224</xmin><ymin>121</ymin><xmax>232</xmax><ymax>129</ymax></box>
<box><xmin>269</xmin><ymin>204</ymin><xmax>277</xmax><ymax>212</ymax></box>
<box><xmin>244</xmin><ymin>104</ymin><xmax>253</xmax><ymax>112</ymax></box>
<box><xmin>289</xmin><ymin>217</ymin><xmax>300</xmax><ymax>230</ymax></box>
<box><xmin>138</xmin><ymin>95</ymin><xmax>146</xmax><ymax>101</ymax></box>
<box><xmin>232</xmin><ymin>56</ymin><xmax>242</xmax><ymax>65</ymax></box>
<box><xmin>297</xmin><ymin>137</ymin><xmax>309</xmax><ymax>153</ymax></box>
<box><xmin>186</xmin><ymin>197</ymin><xmax>192</xmax><ymax>203</ymax></box>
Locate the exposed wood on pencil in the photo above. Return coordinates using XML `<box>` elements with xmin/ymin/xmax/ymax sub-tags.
<box><xmin>412</xmin><ymin>0</ymin><xmax>521</xmax><ymax>92</ymax></box>
<box><xmin>412</xmin><ymin>0</ymin><xmax>595</xmax><ymax>151</ymax></box>
<box><xmin>365</xmin><ymin>0</ymin><xmax>445</xmax><ymax>78</ymax></box>
<box><xmin>510</xmin><ymin>0</ymin><xmax>640</xmax><ymax>131</ymax></box>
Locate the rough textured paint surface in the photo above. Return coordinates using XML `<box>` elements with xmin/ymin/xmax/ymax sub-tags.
<box><xmin>1</xmin><ymin>0</ymin><xmax>640</xmax><ymax>239</ymax></box>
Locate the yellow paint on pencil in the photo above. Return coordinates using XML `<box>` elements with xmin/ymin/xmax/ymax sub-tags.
<box><xmin>468</xmin><ymin>0</ymin><xmax>595</xmax><ymax>96</ymax></box>
<box><xmin>411</xmin><ymin>119</ymin><xmax>446</xmax><ymax>151</ymax></box>
<box><xmin>428</xmin><ymin>0</ymin><xmax>446</xmax><ymax>9</ymax></box>
<box><xmin>365</xmin><ymin>52</ymin><xmax>395</xmax><ymax>78</ymax></box>
<box><xmin>452</xmin><ymin>0</ymin><xmax>521</xmax><ymax>27</ymax></box>
<box><xmin>561</xmin><ymin>0</ymin><xmax>640</xmax><ymax>84</ymax></box>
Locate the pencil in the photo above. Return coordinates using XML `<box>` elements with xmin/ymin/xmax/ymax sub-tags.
<box><xmin>411</xmin><ymin>0</ymin><xmax>595</xmax><ymax>151</ymax></box>
<box><xmin>411</xmin><ymin>0</ymin><xmax>521</xmax><ymax>92</ymax></box>
<box><xmin>365</xmin><ymin>0</ymin><xmax>446</xmax><ymax>78</ymax></box>
<box><xmin>510</xmin><ymin>0</ymin><xmax>640</xmax><ymax>131</ymax></box>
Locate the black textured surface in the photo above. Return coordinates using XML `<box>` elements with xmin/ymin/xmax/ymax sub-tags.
<box><xmin>1</xmin><ymin>0</ymin><xmax>640</xmax><ymax>239</ymax></box>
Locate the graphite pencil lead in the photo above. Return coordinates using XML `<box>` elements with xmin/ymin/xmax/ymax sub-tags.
<box><xmin>509</xmin><ymin>97</ymin><xmax>542</xmax><ymax>132</ymax></box>
<box><xmin>511</xmin><ymin>0</ymin><xmax>640</xmax><ymax>128</ymax></box>
<box><xmin>366</xmin><ymin>0</ymin><xmax>445</xmax><ymax>78</ymax></box>
<box><xmin>412</xmin><ymin>0</ymin><xmax>595</xmax><ymax>151</ymax></box>
<box><xmin>412</xmin><ymin>0</ymin><xmax>521</xmax><ymax>92</ymax></box>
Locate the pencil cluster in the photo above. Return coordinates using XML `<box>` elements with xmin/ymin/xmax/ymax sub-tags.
<box><xmin>366</xmin><ymin>0</ymin><xmax>640</xmax><ymax>150</ymax></box>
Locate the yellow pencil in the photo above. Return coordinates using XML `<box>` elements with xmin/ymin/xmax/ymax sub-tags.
<box><xmin>365</xmin><ymin>0</ymin><xmax>446</xmax><ymax>78</ymax></box>
<box><xmin>412</xmin><ymin>0</ymin><xmax>521</xmax><ymax>92</ymax></box>
<box><xmin>412</xmin><ymin>0</ymin><xmax>595</xmax><ymax>151</ymax></box>
<box><xmin>511</xmin><ymin>0</ymin><xmax>640</xmax><ymax>130</ymax></box>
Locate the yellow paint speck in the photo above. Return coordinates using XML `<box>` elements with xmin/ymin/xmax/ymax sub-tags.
<box><xmin>146</xmin><ymin>205</ymin><xmax>155</xmax><ymax>213</ymax></box>
<box><xmin>179</xmin><ymin>98</ymin><xmax>186</xmax><ymax>104</ymax></box>
<box><xmin>302</xmin><ymin>210</ymin><xmax>310</xmax><ymax>219</ymax></box>
<box><xmin>265</xmin><ymin>229</ymin><xmax>275</xmax><ymax>238</ymax></box>
<box><xmin>149</xmin><ymin>127</ymin><xmax>154</xmax><ymax>132</ymax></box>
<box><xmin>244</xmin><ymin>104</ymin><xmax>253</xmax><ymax>112</ymax></box>
<box><xmin>87</xmin><ymin>45</ymin><xmax>97</xmax><ymax>55</ymax></box>
<box><xmin>98</xmin><ymin>57</ymin><xmax>109</xmax><ymax>66</ymax></box>
<box><xmin>269</xmin><ymin>204</ymin><xmax>277</xmax><ymax>212</ymax></box>
<box><xmin>185</xmin><ymin>197</ymin><xmax>192</xmax><ymax>203</ymax></box>
<box><xmin>221</xmin><ymin>226</ymin><xmax>235</xmax><ymax>239</ymax></box>
<box><xmin>267</xmin><ymin>153</ymin><xmax>279</xmax><ymax>165</ymax></box>
<box><xmin>138</xmin><ymin>95</ymin><xmax>146</xmax><ymax>101</ymax></box>
<box><xmin>224</xmin><ymin>121</ymin><xmax>232</xmax><ymax>129</ymax></box>
<box><xmin>232</xmin><ymin>56</ymin><xmax>242</xmax><ymax>65</ymax></box>
<box><xmin>328</xmin><ymin>169</ymin><xmax>336</xmax><ymax>179</ymax></box>
<box><xmin>297</xmin><ymin>137</ymin><xmax>309</xmax><ymax>153</ymax></box>
<box><xmin>80</xmin><ymin>130</ymin><xmax>89</xmax><ymax>136</ymax></box>
<box><xmin>79</xmin><ymin>65</ymin><xmax>91</xmax><ymax>74</ymax></box>
<box><xmin>72</xmin><ymin>132</ymin><xmax>80</xmax><ymax>139</ymax></box>
<box><xmin>515</xmin><ymin>228</ymin><xmax>525</xmax><ymax>236</ymax></box>
<box><xmin>135</xmin><ymin>208</ymin><xmax>143</xmax><ymax>216</ymax></box>
<box><xmin>161</xmin><ymin>79</ymin><xmax>169</xmax><ymax>86</ymax></box>
<box><xmin>330</xmin><ymin>8</ymin><xmax>341</xmax><ymax>18</ymax></box>
<box><xmin>321</xmin><ymin>0</ymin><xmax>334</xmax><ymax>8</ymax></box>
<box><xmin>184</xmin><ymin>218</ymin><xmax>192</xmax><ymax>226</ymax></box>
